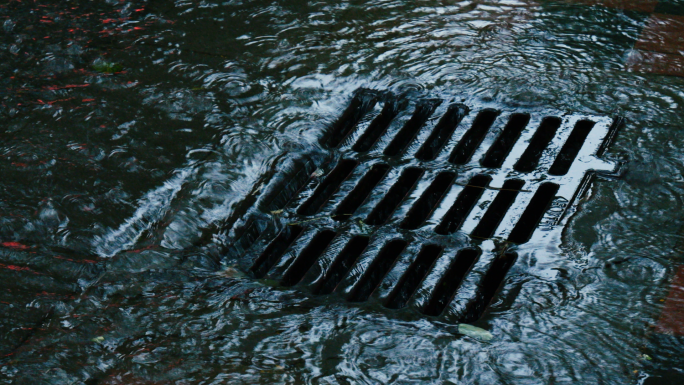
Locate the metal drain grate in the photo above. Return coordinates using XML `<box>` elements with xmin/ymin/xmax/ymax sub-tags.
<box><xmin>226</xmin><ymin>89</ymin><xmax>623</xmax><ymax>323</ymax></box>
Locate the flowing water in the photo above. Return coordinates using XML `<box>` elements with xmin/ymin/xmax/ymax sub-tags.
<box><xmin>1</xmin><ymin>0</ymin><xmax>684</xmax><ymax>383</ymax></box>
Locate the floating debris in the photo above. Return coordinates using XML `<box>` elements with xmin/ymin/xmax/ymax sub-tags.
<box><xmin>457</xmin><ymin>323</ymin><xmax>493</xmax><ymax>341</ymax></box>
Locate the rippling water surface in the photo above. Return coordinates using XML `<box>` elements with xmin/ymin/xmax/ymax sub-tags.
<box><xmin>2</xmin><ymin>0</ymin><xmax>684</xmax><ymax>383</ymax></box>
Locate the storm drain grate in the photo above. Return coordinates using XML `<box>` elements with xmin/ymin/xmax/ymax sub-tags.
<box><xmin>227</xmin><ymin>89</ymin><xmax>623</xmax><ymax>323</ymax></box>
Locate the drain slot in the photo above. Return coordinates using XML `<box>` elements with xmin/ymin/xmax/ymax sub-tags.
<box><xmin>313</xmin><ymin>236</ymin><xmax>370</xmax><ymax>295</ymax></box>
<box><xmin>507</xmin><ymin>182</ymin><xmax>560</xmax><ymax>244</ymax></box>
<box><xmin>384</xmin><ymin>100</ymin><xmax>441</xmax><ymax>157</ymax></box>
<box><xmin>384</xmin><ymin>244</ymin><xmax>443</xmax><ymax>309</ymax></box>
<box><xmin>297</xmin><ymin>159</ymin><xmax>358</xmax><ymax>216</ymax></box>
<box><xmin>326</xmin><ymin>92</ymin><xmax>378</xmax><ymax>148</ymax></box>
<box><xmin>513</xmin><ymin>117</ymin><xmax>562</xmax><ymax>172</ymax></box>
<box><xmin>333</xmin><ymin>164</ymin><xmax>390</xmax><ymax>220</ymax></box>
<box><xmin>400</xmin><ymin>172</ymin><xmax>457</xmax><ymax>230</ymax></box>
<box><xmin>548</xmin><ymin>119</ymin><xmax>595</xmax><ymax>176</ymax></box>
<box><xmin>449</xmin><ymin>109</ymin><xmax>499</xmax><ymax>165</ymax></box>
<box><xmin>366</xmin><ymin>167</ymin><xmax>424</xmax><ymax>226</ymax></box>
<box><xmin>353</xmin><ymin>100</ymin><xmax>402</xmax><ymax>152</ymax></box>
<box><xmin>471</xmin><ymin>179</ymin><xmax>525</xmax><ymax>239</ymax></box>
<box><xmin>423</xmin><ymin>248</ymin><xmax>481</xmax><ymax>316</ymax></box>
<box><xmin>435</xmin><ymin>174</ymin><xmax>492</xmax><ymax>235</ymax></box>
<box><xmin>281</xmin><ymin>230</ymin><xmax>337</xmax><ymax>287</ymax></box>
<box><xmin>347</xmin><ymin>239</ymin><xmax>408</xmax><ymax>302</ymax></box>
<box><xmin>250</xmin><ymin>225</ymin><xmax>304</xmax><ymax>279</ymax></box>
<box><xmin>481</xmin><ymin>113</ymin><xmax>530</xmax><ymax>168</ymax></box>
<box><xmin>415</xmin><ymin>104</ymin><xmax>469</xmax><ymax>161</ymax></box>
<box><xmin>460</xmin><ymin>252</ymin><xmax>517</xmax><ymax>323</ymax></box>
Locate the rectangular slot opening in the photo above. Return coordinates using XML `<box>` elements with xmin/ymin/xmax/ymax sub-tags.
<box><xmin>460</xmin><ymin>252</ymin><xmax>518</xmax><ymax>323</ymax></box>
<box><xmin>480</xmin><ymin>113</ymin><xmax>530</xmax><ymax>168</ymax></box>
<box><xmin>513</xmin><ymin>117</ymin><xmax>562</xmax><ymax>172</ymax></box>
<box><xmin>415</xmin><ymin>104</ymin><xmax>469</xmax><ymax>161</ymax></box>
<box><xmin>507</xmin><ymin>183</ymin><xmax>560</xmax><ymax>244</ymax></box>
<box><xmin>548</xmin><ymin>119</ymin><xmax>595</xmax><ymax>176</ymax></box>
<box><xmin>326</xmin><ymin>92</ymin><xmax>378</xmax><ymax>148</ymax></box>
<box><xmin>365</xmin><ymin>167</ymin><xmax>424</xmax><ymax>226</ymax></box>
<box><xmin>383</xmin><ymin>100</ymin><xmax>442</xmax><ymax>157</ymax></box>
<box><xmin>400</xmin><ymin>171</ymin><xmax>457</xmax><ymax>230</ymax></box>
<box><xmin>471</xmin><ymin>179</ymin><xmax>525</xmax><ymax>240</ymax></box>
<box><xmin>332</xmin><ymin>164</ymin><xmax>391</xmax><ymax>221</ymax></box>
<box><xmin>422</xmin><ymin>248</ymin><xmax>481</xmax><ymax>316</ymax></box>
<box><xmin>297</xmin><ymin>159</ymin><xmax>358</xmax><ymax>216</ymax></box>
<box><xmin>435</xmin><ymin>174</ymin><xmax>492</xmax><ymax>235</ymax></box>
<box><xmin>352</xmin><ymin>100</ymin><xmax>402</xmax><ymax>152</ymax></box>
<box><xmin>347</xmin><ymin>239</ymin><xmax>408</xmax><ymax>302</ymax></box>
<box><xmin>250</xmin><ymin>225</ymin><xmax>304</xmax><ymax>279</ymax></box>
<box><xmin>449</xmin><ymin>109</ymin><xmax>499</xmax><ymax>165</ymax></box>
<box><xmin>280</xmin><ymin>230</ymin><xmax>337</xmax><ymax>287</ymax></box>
<box><xmin>312</xmin><ymin>236</ymin><xmax>370</xmax><ymax>295</ymax></box>
<box><xmin>384</xmin><ymin>244</ymin><xmax>443</xmax><ymax>309</ymax></box>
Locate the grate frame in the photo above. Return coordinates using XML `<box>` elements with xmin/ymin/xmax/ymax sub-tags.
<box><xmin>221</xmin><ymin>88</ymin><xmax>624</xmax><ymax>324</ymax></box>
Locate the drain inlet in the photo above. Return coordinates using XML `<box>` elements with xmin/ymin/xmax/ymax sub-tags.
<box><xmin>435</xmin><ymin>174</ymin><xmax>492</xmax><ymax>235</ymax></box>
<box><xmin>459</xmin><ymin>252</ymin><xmax>518</xmax><ymax>323</ymax></box>
<box><xmin>548</xmin><ymin>119</ymin><xmax>595</xmax><ymax>176</ymax></box>
<box><xmin>297</xmin><ymin>159</ymin><xmax>358</xmax><ymax>216</ymax></box>
<box><xmin>312</xmin><ymin>235</ymin><xmax>370</xmax><ymax>295</ymax></box>
<box><xmin>250</xmin><ymin>225</ymin><xmax>305</xmax><ymax>279</ymax></box>
<box><xmin>384</xmin><ymin>244</ymin><xmax>443</xmax><ymax>309</ymax></box>
<box><xmin>366</xmin><ymin>167</ymin><xmax>424</xmax><ymax>226</ymax></box>
<box><xmin>513</xmin><ymin>116</ymin><xmax>562</xmax><ymax>172</ymax></box>
<box><xmin>384</xmin><ymin>100</ymin><xmax>442</xmax><ymax>157</ymax></box>
<box><xmin>507</xmin><ymin>182</ymin><xmax>560</xmax><ymax>244</ymax></box>
<box><xmin>449</xmin><ymin>109</ymin><xmax>500</xmax><ymax>165</ymax></box>
<box><xmin>422</xmin><ymin>248</ymin><xmax>481</xmax><ymax>316</ymax></box>
<box><xmin>481</xmin><ymin>113</ymin><xmax>531</xmax><ymax>168</ymax></box>
<box><xmin>415</xmin><ymin>103</ymin><xmax>469</xmax><ymax>161</ymax></box>
<box><xmin>347</xmin><ymin>239</ymin><xmax>408</xmax><ymax>302</ymax></box>
<box><xmin>471</xmin><ymin>179</ymin><xmax>525</xmax><ymax>239</ymax></box>
<box><xmin>400</xmin><ymin>171</ymin><xmax>457</xmax><ymax>230</ymax></box>
<box><xmin>352</xmin><ymin>99</ymin><xmax>403</xmax><ymax>152</ymax></box>
<box><xmin>281</xmin><ymin>230</ymin><xmax>337</xmax><ymax>287</ymax></box>
<box><xmin>332</xmin><ymin>163</ymin><xmax>390</xmax><ymax>220</ymax></box>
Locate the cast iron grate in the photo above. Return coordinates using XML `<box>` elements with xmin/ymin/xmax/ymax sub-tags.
<box><xmin>226</xmin><ymin>89</ymin><xmax>623</xmax><ymax>324</ymax></box>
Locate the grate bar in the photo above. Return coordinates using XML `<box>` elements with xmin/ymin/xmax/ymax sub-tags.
<box><xmin>384</xmin><ymin>244</ymin><xmax>443</xmax><ymax>309</ymax></box>
<box><xmin>366</xmin><ymin>167</ymin><xmax>424</xmax><ymax>226</ymax></box>
<box><xmin>471</xmin><ymin>179</ymin><xmax>525</xmax><ymax>239</ymax></box>
<box><xmin>449</xmin><ymin>109</ymin><xmax>499</xmax><ymax>164</ymax></box>
<box><xmin>347</xmin><ymin>239</ymin><xmax>408</xmax><ymax>302</ymax></box>
<box><xmin>423</xmin><ymin>248</ymin><xmax>481</xmax><ymax>316</ymax></box>
<box><xmin>513</xmin><ymin>117</ymin><xmax>562</xmax><ymax>172</ymax></box>
<box><xmin>415</xmin><ymin>103</ymin><xmax>469</xmax><ymax>161</ymax></box>
<box><xmin>507</xmin><ymin>182</ymin><xmax>560</xmax><ymax>244</ymax></box>
<box><xmin>250</xmin><ymin>225</ymin><xmax>304</xmax><ymax>279</ymax></box>
<box><xmin>459</xmin><ymin>252</ymin><xmax>518</xmax><ymax>323</ymax></box>
<box><xmin>353</xmin><ymin>98</ymin><xmax>403</xmax><ymax>152</ymax></box>
<box><xmin>281</xmin><ymin>230</ymin><xmax>337</xmax><ymax>286</ymax></box>
<box><xmin>548</xmin><ymin>119</ymin><xmax>595</xmax><ymax>176</ymax></box>
<box><xmin>333</xmin><ymin>163</ymin><xmax>390</xmax><ymax>220</ymax></box>
<box><xmin>313</xmin><ymin>235</ymin><xmax>370</xmax><ymax>295</ymax></box>
<box><xmin>297</xmin><ymin>159</ymin><xmax>358</xmax><ymax>216</ymax></box>
<box><xmin>481</xmin><ymin>113</ymin><xmax>530</xmax><ymax>168</ymax></box>
<box><xmin>400</xmin><ymin>172</ymin><xmax>457</xmax><ymax>230</ymax></box>
<box><xmin>326</xmin><ymin>92</ymin><xmax>378</xmax><ymax>148</ymax></box>
<box><xmin>384</xmin><ymin>100</ymin><xmax>441</xmax><ymax>157</ymax></box>
<box><xmin>435</xmin><ymin>174</ymin><xmax>492</xmax><ymax>235</ymax></box>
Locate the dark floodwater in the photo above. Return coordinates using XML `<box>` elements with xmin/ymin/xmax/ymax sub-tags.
<box><xmin>1</xmin><ymin>0</ymin><xmax>684</xmax><ymax>383</ymax></box>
